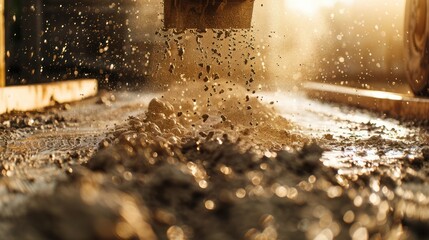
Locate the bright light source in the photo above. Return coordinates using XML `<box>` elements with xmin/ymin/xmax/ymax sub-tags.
<box><xmin>285</xmin><ymin>0</ymin><xmax>354</xmax><ymax>16</ymax></box>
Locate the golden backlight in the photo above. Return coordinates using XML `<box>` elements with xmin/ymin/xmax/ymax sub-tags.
<box><xmin>250</xmin><ymin>0</ymin><xmax>406</xmax><ymax>90</ymax></box>
<box><xmin>285</xmin><ymin>0</ymin><xmax>354</xmax><ymax>16</ymax></box>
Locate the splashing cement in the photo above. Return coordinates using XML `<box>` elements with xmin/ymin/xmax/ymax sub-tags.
<box><xmin>112</xmin><ymin>80</ymin><xmax>305</xmax><ymax>151</ymax></box>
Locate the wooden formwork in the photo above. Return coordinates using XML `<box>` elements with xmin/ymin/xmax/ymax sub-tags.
<box><xmin>0</xmin><ymin>79</ymin><xmax>97</xmax><ymax>114</ymax></box>
<box><xmin>304</xmin><ymin>82</ymin><xmax>429</xmax><ymax>121</ymax></box>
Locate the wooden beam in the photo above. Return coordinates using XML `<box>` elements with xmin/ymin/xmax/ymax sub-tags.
<box><xmin>0</xmin><ymin>0</ymin><xmax>4</xmax><ymax>88</ymax></box>
<box><xmin>164</xmin><ymin>0</ymin><xmax>254</xmax><ymax>29</ymax></box>
<box><xmin>303</xmin><ymin>82</ymin><xmax>429</xmax><ymax>121</ymax></box>
<box><xmin>0</xmin><ymin>79</ymin><xmax>97</xmax><ymax>114</ymax></box>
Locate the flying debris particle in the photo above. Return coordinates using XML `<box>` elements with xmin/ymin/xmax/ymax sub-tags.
<box><xmin>202</xmin><ymin>114</ymin><xmax>209</xmax><ymax>122</ymax></box>
<box><xmin>178</xmin><ymin>47</ymin><xmax>185</xmax><ymax>60</ymax></box>
<box><xmin>169</xmin><ymin>63</ymin><xmax>175</xmax><ymax>73</ymax></box>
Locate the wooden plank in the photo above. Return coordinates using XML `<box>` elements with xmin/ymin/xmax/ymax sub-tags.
<box><xmin>0</xmin><ymin>0</ymin><xmax>4</xmax><ymax>87</ymax></box>
<box><xmin>164</xmin><ymin>0</ymin><xmax>254</xmax><ymax>29</ymax></box>
<box><xmin>0</xmin><ymin>79</ymin><xmax>97</xmax><ymax>114</ymax></box>
<box><xmin>303</xmin><ymin>82</ymin><xmax>429</xmax><ymax>121</ymax></box>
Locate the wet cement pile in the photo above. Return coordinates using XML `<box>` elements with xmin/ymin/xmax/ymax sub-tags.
<box><xmin>4</xmin><ymin>85</ymin><xmax>315</xmax><ymax>240</ymax></box>
<box><xmin>14</xmin><ymin>138</ymin><xmax>328</xmax><ymax>240</ymax></box>
<box><xmin>3</xmin><ymin>85</ymin><xmax>429</xmax><ymax>240</ymax></box>
<box><xmin>114</xmin><ymin>82</ymin><xmax>303</xmax><ymax>150</ymax></box>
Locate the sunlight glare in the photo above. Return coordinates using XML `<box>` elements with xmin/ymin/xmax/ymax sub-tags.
<box><xmin>285</xmin><ymin>0</ymin><xmax>354</xmax><ymax>16</ymax></box>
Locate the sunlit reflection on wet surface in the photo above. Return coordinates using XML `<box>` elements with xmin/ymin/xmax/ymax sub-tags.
<box><xmin>263</xmin><ymin>91</ymin><xmax>412</xmax><ymax>139</ymax></box>
<box><xmin>258</xmin><ymin>91</ymin><xmax>429</xmax><ymax>239</ymax></box>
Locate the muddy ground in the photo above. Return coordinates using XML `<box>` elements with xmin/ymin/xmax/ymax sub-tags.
<box><xmin>1</xmin><ymin>88</ymin><xmax>429</xmax><ymax>240</ymax></box>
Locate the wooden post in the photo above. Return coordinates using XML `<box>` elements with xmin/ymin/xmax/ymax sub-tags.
<box><xmin>0</xmin><ymin>0</ymin><xmax>4</xmax><ymax>87</ymax></box>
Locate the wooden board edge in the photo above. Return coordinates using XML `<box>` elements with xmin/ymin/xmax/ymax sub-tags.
<box><xmin>0</xmin><ymin>79</ymin><xmax>98</xmax><ymax>114</ymax></box>
<box><xmin>303</xmin><ymin>82</ymin><xmax>429</xmax><ymax>121</ymax></box>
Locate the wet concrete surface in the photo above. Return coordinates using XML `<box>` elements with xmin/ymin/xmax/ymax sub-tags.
<box><xmin>0</xmin><ymin>92</ymin><xmax>157</xmax><ymax>216</ymax></box>
<box><xmin>1</xmin><ymin>89</ymin><xmax>429</xmax><ymax>239</ymax></box>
